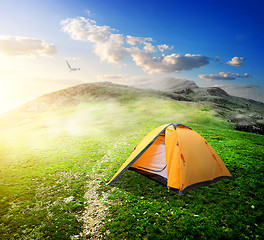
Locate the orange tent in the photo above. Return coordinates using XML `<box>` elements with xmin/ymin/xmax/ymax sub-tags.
<box><xmin>107</xmin><ymin>124</ymin><xmax>232</xmax><ymax>195</ymax></box>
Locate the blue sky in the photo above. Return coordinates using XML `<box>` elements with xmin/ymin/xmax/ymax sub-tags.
<box><xmin>0</xmin><ymin>0</ymin><xmax>263</xmax><ymax>113</ymax></box>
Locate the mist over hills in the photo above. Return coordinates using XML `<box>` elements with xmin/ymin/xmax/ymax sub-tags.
<box><xmin>133</xmin><ymin>77</ymin><xmax>264</xmax><ymax>134</ymax></box>
<box><xmin>131</xmin><ymin>77</ymin><xmax>198</xmax><ymax>91</ymax></box>
<box><xmin>1</xmin><ymin>81</ymin><xmax>264</xmax><ymax>134</ymax></box>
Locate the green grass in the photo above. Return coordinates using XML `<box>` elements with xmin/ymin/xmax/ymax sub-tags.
<box><xmin>0</xmin><ymin>93</ymin><xmax>263</xmax><ymax>239</ymax></box>
<box><xmin>101</xmin><ymin>127</ymin><xmax>263</xmax><ymax>240</ymax></box>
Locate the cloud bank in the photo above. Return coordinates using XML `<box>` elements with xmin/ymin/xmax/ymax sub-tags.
<box><xmin>199</xmin><ymin>72</ymin><xmax>252</xmax><ymax>81</ymax></box>
<box><xmin>61</xmin><ymin>17</ymin><xmax>210</xmax><ymax>73</ymax></box>
<box><xmin>213</xmin><ymin>84</ymin><xmax>257</xmax><ymax>90</ymax></box>
<box><xmin>0</xmin><ymin>36</ymin><xmax>56</xmax><ymax>57</ymax></box>
<box><xmin>226</xmin><ymin>56</ymin><xmax>245</xmax><ymax>66</ymax></box>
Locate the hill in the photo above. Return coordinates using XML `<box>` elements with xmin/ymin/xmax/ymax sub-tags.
<box><xmin>0</xmin><ymin>81</ymin><xmax>263</xmax><ymax>239</ymax></box>
<box><xmin>3</xmin><ymin>81</ymin><xmax>263</xmax><ymax>134</ymax></box>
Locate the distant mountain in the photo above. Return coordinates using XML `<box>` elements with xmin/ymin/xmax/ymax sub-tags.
<box><xmin>132</xmin><ymin>77</ymin><xmax>198</xmax><ymax>92</ymax></box>
<box><xmin>1</xmin><ymin>81</ymin><xmax>263</xmax><ymax>134</ymax></box>
<box><xmin>132</xmin><ymin>78</ymin><xmax>264</xmax><ymax>134</ymax></box>
<box><xmin>177</xmin><ymin>86</ymin><xmax>264</xmax><ymax>134</ymax></box>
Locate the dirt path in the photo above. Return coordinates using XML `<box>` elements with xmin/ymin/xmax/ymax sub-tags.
<box><xmin>77</xmin><ymin>139</ymin><xmax>125</xmax><ymax>239</ymax></box>
<box><xmin>80</xmin><ymin>179</ymin><xmax>109</xmax><ymax>239</ymax></box>
<box><xmin>73</xmin><ymin>136</ymin><xmax>129</xmax><ymax>239</ymax></box>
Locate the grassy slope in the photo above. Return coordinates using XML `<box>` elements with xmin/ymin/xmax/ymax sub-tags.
<box><xmin>0</xmin><ymin>83</ymin><xmax>263</xmax><ymax>239</ymax></box>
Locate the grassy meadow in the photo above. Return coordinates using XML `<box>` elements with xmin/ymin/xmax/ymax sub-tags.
<box><xmin>0</xmin><ymin>84</ymin><xmax>263</xmax><ymax>239</ymax></box>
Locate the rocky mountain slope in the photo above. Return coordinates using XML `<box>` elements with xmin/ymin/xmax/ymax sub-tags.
<box><xmin>133</xmin><ymin>77</ymin><xmax>263</xmax><ymax>134</ymax></box>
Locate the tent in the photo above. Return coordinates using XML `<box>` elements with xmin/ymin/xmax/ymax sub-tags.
<box><xmin>107</xmin><ymin>123</ymin><xmax>232</xmax><ymax>195</ymax></box>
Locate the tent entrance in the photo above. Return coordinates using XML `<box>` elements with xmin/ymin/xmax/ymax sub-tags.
<box><xmin>108</xmin><ymin>123</ymin><xmax>232</xmax><ymax>195</ymax></box>
<box><xmin>129</xmin><ymin>132</ymin><xmax>167</xmax><ymax>184</ymax></box>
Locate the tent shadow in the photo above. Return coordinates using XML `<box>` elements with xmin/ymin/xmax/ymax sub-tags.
<box><xmin>111</xmin><ymin>170</ymin><xmax>186</xmax><ymax>201</ymax></box>
<box><xmin>110</xmin><ymin>170</ymin><xmax>232</xmax><ymax>204</ymax></box>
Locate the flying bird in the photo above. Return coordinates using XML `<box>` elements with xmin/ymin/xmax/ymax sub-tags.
<box><xmin>66</xmin><ymin>60</ymin><xmax>80</xmax><ymax>71</ymax></box>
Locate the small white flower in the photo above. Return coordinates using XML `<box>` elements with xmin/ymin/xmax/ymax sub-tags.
<box><xmin>64</xmin><ymin>196</ymin><xmax>74</xmax><ymax>203</ymax></box>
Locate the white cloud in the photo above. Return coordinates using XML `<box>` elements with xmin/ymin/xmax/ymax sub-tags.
<box><xmin>93</xmin><ymin>33</ymin><xmax>129</xmax><ymax>63</ymax></box>
<box><xmin>61</xmin><ymin>16</ymin><xmax>210</xmax><ymax>73</ymax></box>
<box><xmin>61</xmin><ymin>17</ymin><xmax>112</xmax><ymax>42</ymax></box>
<box><xmin>199</xmin><ymin>72</ymin><xmax>252</xmax><ymax>81</ymax></box>
<box><xmin>97</xmin><ymin>74</ymin><xmax>126</xmax><ymax>81</ymax></box>
<box><xmin>0</xmin><ymin>36</ymin><xmax>56</xmax><ymax>57</ymax></box>
<box><xmin>61</xmin><ymin>17</ymin><xmax>128</xmax><ymax>63</ymax></box>
<box><xmin>130</xmin><ymin>49</ymin><xmax>210</xmax><ymax>73</ymax></box>
<box><xmin>226</xmin><ymin>56</ymin><xmax>245</xmax><ymax>66</ymax></box>
<box><xmin>143</xmin><ymin>42</ymin><xmax>156</xmax><ymax>53</ymax></box>
<box><xmin>199</xmin><ymin>72</ymin><xmax>236</xmax><ymax>81</ymax></box>
<box><xmin>126</xmin><ymin>35</ymin><xmax>153</xmax><ymax>45</ymax></box>
<box><xmin>242</xmin><ymin>73</ymin><xmax>252</xmax><ymax>78</ymax></box>
<box><xmin>157</xmin><ymin>44</ymin><xmax>173</xmax><ymax>52</ymax></box>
